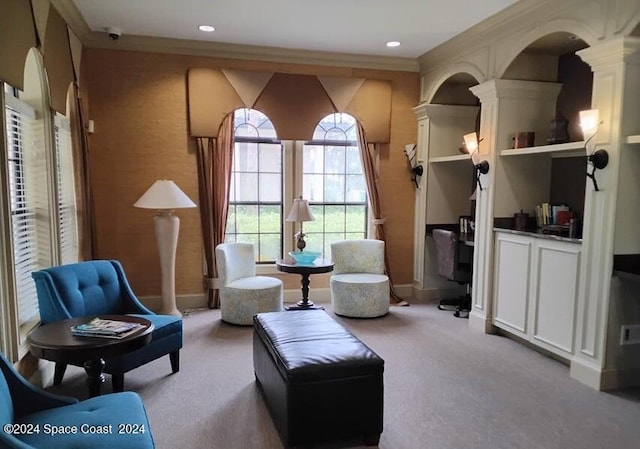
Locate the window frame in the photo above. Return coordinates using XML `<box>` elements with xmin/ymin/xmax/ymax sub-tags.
<box><xmin>227</xmin><ymin>110</ymin><xmax>371</xmax><ymax>273</ymax></box>
<box><xmin>226</xmin><ymin>110</ymin><xmax>285</xmax><ymax>264</ymax></box>
<box><xmin>0</xmin><ymin>51</ymin><xmax>78</xmax><ymax>361</ymax></box>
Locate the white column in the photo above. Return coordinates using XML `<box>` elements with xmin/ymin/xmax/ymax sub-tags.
<box><xmin>570</xmin><ymin>37</ymin><xmax>640</xmax><ymax>390</ymax></box>
<box><xmin>468</xmin><ymin>80</ymin><xmax>562</xmax><ymax>333</ymax></box>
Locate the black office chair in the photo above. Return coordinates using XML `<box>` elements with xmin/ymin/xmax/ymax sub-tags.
<box><xmin>432</xmin><ymin>229</ymin><xmax>471</xmax><ymax>318</ymax></box>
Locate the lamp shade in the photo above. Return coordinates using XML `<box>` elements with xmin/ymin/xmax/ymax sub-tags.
<box><xmin>134</xmin><ymin>180</ymin><xmax>196</xmax><ymax>210</ymax></box>
<box><xmin>463</xmin><ymin>132</ymin><xmax>479</xmax><ymax>155</ymax></box>
<box><xmin>579</xmin><ymin>109</ymin><xmax>599</xmax><ymax>140</ymax></box>
<box><xmin>285</xmin><ymin>196</ymin><xmax>315</xmax><ymax>222</ymax></box>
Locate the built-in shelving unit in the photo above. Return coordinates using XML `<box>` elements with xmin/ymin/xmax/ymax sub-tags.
<box><xmin>429</xmin><ymin>154</ymin><xmax>470</xmax><ymax>163</ymax></box>
<box><xmin>626</xmin><ymin>135</ymin><xmax>640</xmax><ymax>144</ymax></box>
<box><xmin>500</xmin><ymin>141</ymin><xmax>585</xmax><ymax>156</ymax></box>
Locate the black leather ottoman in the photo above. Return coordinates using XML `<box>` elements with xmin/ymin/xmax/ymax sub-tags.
<box><xmin>253</xmin><ymin>310</ymin><xmax>384</xmax><ymax>448</ymax></box>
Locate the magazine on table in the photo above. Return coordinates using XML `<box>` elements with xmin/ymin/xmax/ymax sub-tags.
<box><xmin>71</xmin><ymin>317</ymin><xmax>144</xmax><ymax>339</ymax></box>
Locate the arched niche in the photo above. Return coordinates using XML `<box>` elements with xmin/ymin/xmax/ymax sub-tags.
<box><xmin>502</xmin><ymin>31</ymin><xmax>592</xmax><ymax>143</ymax></box>
<box><xmin>421</xmin><ymin>71</ymin><xmax>480</xmax><ymax>226</ymax></box>
<box><xmin>430</xmin><ymin>72</ymin><xmax>480</xmax><ymax>107</ymax></box>
<box><xmin>425</xmin><ymin>64</ymin><xmax>484</xmax><ymax>106</ymax></box>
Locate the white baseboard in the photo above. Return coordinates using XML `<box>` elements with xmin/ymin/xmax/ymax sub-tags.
<box><xmin>469</xmin><ymin>310</ymin><xmax>495</xmax><ymax>334</ymax></box>
<box><xmin>571</xmin><ymin>357</ymin><xmax>640</xmax><ymax>391</ymax></box>
<box><xmin>570</xmin><ymin>357</ymin><xmax>605</xmax><ymax>390</ymax></box>
<box><xmin>141</xmin><ymin>284</ymin><xmax>415</xmax><ymax>312</ymax></box>
<box><xmin>139</xmin><ymin>294</ymin><xmax>208</xmax><ymax>312</ymax></box>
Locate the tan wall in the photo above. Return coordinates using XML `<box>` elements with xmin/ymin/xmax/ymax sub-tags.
<box><xmin>84</xmin><ymin>48</ymin><xmax>419</xmax><ymax>296</ymax></box>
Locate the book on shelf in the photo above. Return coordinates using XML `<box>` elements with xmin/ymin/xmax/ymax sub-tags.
<box><xmin>71</xmin><ymin>317</ymin><xmax>144</xmax><ymax>339</ymax></box>
<box><xmin>536</xmin><ymin>203</ymin><xmax>570</xmax><ymax>227</ymax></box>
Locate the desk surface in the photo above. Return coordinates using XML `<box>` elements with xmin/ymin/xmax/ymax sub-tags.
<box><xmin>459</xmin><ymin>233</ymin><xmax>474</xmax><ymax>246</ymax></box>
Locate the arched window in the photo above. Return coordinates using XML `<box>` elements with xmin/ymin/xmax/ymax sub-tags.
<box><xmin>223</xmin><ymin>111</ymin><xmax>367</xmax><ymax>263</ymax></box>
<box><xmin>301</xmin><ymin>113</ymin><xmax>367</xmax><ymax>255</ymax></box>
<box><xmin>2</xmin><ymin>49</ymin><xmax>54</xmax><ymax>336</ymax></box>
<box><xmin>225</xmin><ymin>108</ymin><xmax>283</xmax><ymax>262</ymax></box>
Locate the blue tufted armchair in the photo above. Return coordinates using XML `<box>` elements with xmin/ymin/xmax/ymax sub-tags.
<box><xmin>0</xmin><ymin>351</ymin><xmax>155</xmax><ymax>449</ymax></box>
<box><xmin>31</xmin><ymin>260</ymin><xmax>182</xmax><ymax>392</ymax></box>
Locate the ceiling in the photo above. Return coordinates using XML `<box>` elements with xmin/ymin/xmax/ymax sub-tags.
<box><xmin>71</xmin><ymin>0</ymin><xmax>518</xmax><ymax>59</ymax></box>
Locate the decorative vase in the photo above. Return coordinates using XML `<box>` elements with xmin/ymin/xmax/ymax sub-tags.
<box><xmin>547</xmin><ymin>114</ymin><xmax>569</xmax><ymax>144</ymax></box>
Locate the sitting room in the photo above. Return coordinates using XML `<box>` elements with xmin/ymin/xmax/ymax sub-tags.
<box><xmin>1</xmin><ymin>1</ymin><xmax>640</xmax><ymax>448</ymax></box>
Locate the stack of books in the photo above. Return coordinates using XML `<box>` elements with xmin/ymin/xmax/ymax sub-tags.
<box><xmin>71</xmin><ymin>317</ymin><xmax>144</xmax><ymax>339</ymax></box>
<box><xmin>535</xmin><ymin>203</ymin><xmax>570</xmax><ymax>227</ymax></box>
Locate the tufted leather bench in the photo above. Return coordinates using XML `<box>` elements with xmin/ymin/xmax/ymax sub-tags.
<box><xmin>253</xmin><ymin>310</ymin><xmax>384</xmax><ymax>448</ymax></box>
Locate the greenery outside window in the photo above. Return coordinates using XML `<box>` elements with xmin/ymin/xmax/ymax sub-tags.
<box><xmin>225</xmin><ymin>110</ymin><xmax>368</xmax><ymax>264</ymax></box>
<box><xmin>301</xmin><ymin>113</ymin><xmax>367</xmax><ymax>257</ymax></box>
<box><xmin>225</xmin><ymin>109</ymin><xmax>283</xmax><ymax>263</ymax></box>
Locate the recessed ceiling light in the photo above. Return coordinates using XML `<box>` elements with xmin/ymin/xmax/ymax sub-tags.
<box><xmin>198</xmin><ymin>25</ymin><xmax>215</xmax><ymax>32</ymax></box>
<box><xmin>386</xmin><ymin>41</ymin><xmax>401</xmax><ymax>48</ymax></box>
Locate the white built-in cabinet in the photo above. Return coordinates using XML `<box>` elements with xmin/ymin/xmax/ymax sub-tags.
<box><xmin>493</xmin><ymin>231</ymin><xmax>581</xmax><ymax>359</ymax></box>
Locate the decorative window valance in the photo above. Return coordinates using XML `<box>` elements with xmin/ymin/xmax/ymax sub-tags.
<box><xmin>43</xmin><ymin>6</ymin><xmax>75</xmax><ymax>113</ymax></box>
<box><xmin>0</xmin><ymin>1</ymin><xmax>76</xmax><ymax>114</ymax></box>
<box><xmin>188</xmin><ymin>68</ymin><xmax>392</xmax><ymax>143</ymax></box>
<box><xmin>0</xmin><ymin>0</ymin><xmax>37</xmax><ymax>91</ymax></box>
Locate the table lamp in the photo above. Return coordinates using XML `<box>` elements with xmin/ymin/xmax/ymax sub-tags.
<box><xmin>134</xmin><ymin>180</ymin><xmax>196</xmax><ymax>316</ymax></box>
<box><xmin>285</xmin><ymin>196</ymin><xmax>315</xmax><ymax>251</ymax></box>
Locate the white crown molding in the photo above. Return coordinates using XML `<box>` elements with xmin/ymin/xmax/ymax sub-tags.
<box><xmin>412</xmin><ymin>103</ymin><xmax>478</xmax><ymax>120</ymax></box>
<box><xmin>470</xmin><ymin>79</ymin><xmax>562</xmax><ymax>101</ymax></box>
<box><xmin>83</xmin><ymin>32</ymin><xmax>420</xmax><ymax>72</ymax></box>
<box><xmin>577</xmin><ymin>36</ymin><xmax>640</xmax><ymax>68</ymax></box>
<box><xmin>51</xmin><ymin>0</ymin><xmax>91</xmax><ymax>39</ymax></box>
<box><xmin>52</xmin><ymin>0</ymin><xmax>418</xmax><ymax>73</ymax></box>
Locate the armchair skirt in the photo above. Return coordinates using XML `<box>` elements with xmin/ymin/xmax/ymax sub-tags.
<box><xmin>331</xmin><ymin>274</ymin><xmax>389</xmax><ymax>318</ymax></box>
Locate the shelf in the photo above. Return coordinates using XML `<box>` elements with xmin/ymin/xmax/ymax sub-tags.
<box><xmin>429</xmin><ymin>154</ymin><xmax>470</xmax><ymax>163</ymax></box>
<box><xmin>626</xmin><ymin>135</ymin><xmax>640</xmax><ymax>144</ymax></box>
<box><xmin>500</xmin><ymin>141</ymin><xmax>585</xmax><ymax>156</ymax></box>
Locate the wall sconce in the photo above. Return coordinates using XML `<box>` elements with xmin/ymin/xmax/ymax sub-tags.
<box><xmin>464</xmin><ymin>132</ymin><xmax>489</xmax><ymax>191</ymax></box>
<box><xmin>579</xmin><ymin>109</ymin><xmax>608</xmax><ymax>192</ymax></box>
<box><xmin>404</xmin><ymin>144</ymin><xmax>423</xmax><ymax>188</ymax></box>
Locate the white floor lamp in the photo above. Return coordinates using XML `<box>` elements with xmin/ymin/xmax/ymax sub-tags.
<box><xmin>134</xmin><ymin>180</ymin><xmax>196</xmax><ymax>316</ymax></box>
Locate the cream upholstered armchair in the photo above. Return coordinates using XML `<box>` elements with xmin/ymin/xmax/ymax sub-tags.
<box><xmin>330</xmin><ymin>239</ymin><xmax>390</xmax><ymax>318</ymax></box>
<box><xmin>215</xmin><ymin>242</ymin><xmax>283</xmax><ymax>325</ymax></box>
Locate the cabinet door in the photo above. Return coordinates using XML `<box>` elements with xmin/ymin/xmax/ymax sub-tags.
<box><xmin>530</xmin><ymin>240</ymin><xmax>580</xmax><ymax>357</ymax></box>
<box><xmin>493</xmin><ymin>233</ymin><xmax>532</xmax><ymax>338</ymax></box>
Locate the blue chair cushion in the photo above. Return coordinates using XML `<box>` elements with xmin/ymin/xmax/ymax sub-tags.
<box><xmin>0</xmin><ymin>374</ymin><xmax>12</xmax><ymax>425</ymax></box>
<box><xmin>38</xmin><ymin>261</ymin><xmax>127</xmax><ymax>321</ymax></box>
<box><xmin>130</xmin><ymin>314</ymin><xmax>181</xmax><ymax>340</ymax></box>
<box><xmin>15</xmin><ymin>392</ymin><xmax>154</xmax><ymax>449</ymax></box>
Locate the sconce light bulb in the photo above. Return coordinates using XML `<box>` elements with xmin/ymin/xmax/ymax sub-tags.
<box><xmin>579</xmin><ymin>109</ymin><xmax>600</xmax><ymax>139</ymax></box>
<box><xmin>463</xmin><ymin>132</ymin><xmax>479</xmax><ymax>155</ymax></box>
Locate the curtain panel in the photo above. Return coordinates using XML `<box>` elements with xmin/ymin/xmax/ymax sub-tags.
<box><xmin>196</xmin><ymin>115</ymin><xmax>234</xmax><ymax>309</ymax></box>
<box><xmin>357</xmin><ymin>123</ymin><xmax>406</xmax><ymax>305</ymax></box>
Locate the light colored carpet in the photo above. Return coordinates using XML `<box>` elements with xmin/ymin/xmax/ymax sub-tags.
<box><xmin>47</xmin><ymin>302</ymin><xmax>640</xmax><ymax>449</ymax></box>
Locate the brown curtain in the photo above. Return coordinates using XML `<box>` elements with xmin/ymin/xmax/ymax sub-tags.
<box><xmin>196</xmin><ymin>114</ymin><xmax>235</xmax><ymax>309</ymax></box>
<box><xmin>356</xmin><ymin>123</ymin><xmax>406</xmax><ymax>306</ymax></box>
<box><xmin>68</xmin><ymin>82</ymin><xmax>96</xmax><ymax>260</ymax></box>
